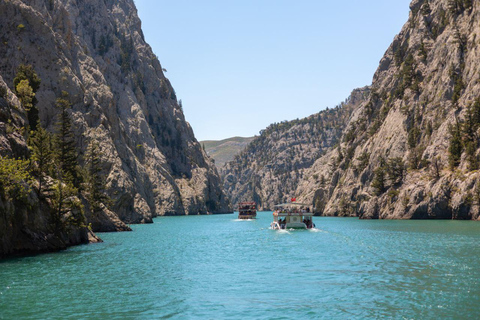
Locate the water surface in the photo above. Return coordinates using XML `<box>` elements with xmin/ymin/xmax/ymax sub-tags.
<box><xmin>1</xmin><ymin>213</ymin><xmax>480</xmax><ymax>319</ymax></box>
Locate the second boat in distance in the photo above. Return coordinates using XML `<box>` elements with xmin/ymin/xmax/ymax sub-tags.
<box><xmin>238</xmin><ymin>202</ymin><xmax>257</xmax><ymax>219</ymax></box>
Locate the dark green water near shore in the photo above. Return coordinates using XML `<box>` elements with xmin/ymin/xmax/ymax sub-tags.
<box><xmin>1</xmin><ymin>213</ymin><xmax>480</xmax><ymax>319</ymax></box>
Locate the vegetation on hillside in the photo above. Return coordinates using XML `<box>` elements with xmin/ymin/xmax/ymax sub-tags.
<box><xmin>0</xmin><ymin>65</ymin><xmax>110</xmax><ymax>230</ymax></box>
<box><xmin>201</xmin><ymin>137</ymin><xmax>255</xmax><ymax>168</ymax></box>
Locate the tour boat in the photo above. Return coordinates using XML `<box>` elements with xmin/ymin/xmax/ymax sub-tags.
<box><xmin>270</xmin><ymin>203</ymin><xmax>315</xmax><ymax>230</ymax></box>
<box><xmin>238</xmin><ymin>202</ymin><xmax>257</xmax><ymax>219</ymax></box>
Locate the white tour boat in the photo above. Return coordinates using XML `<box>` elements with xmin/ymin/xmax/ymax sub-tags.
<box><xmin>270</xmin><ymin>203</ymin><xmax>315</xmax><ymax>230</ymax></box>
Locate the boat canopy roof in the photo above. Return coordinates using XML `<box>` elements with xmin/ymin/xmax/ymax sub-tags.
<box><xmin>274</xmin><ymin>203</ymin><xmax>310</xmax><ymax>207</ymax></box>
<box><xmin>274</xmin><ymin>211</ymin><xmax>314</xmax><ymax>217</ymax></box>
<box><xmin>239</xmin><ymin>202</ymin><xmax>256</xmax><ymax>205</ymax></box>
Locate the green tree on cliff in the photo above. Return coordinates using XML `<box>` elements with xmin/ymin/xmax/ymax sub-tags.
<box><xmin>13</xmin><ymin>64</ymin><xmax>41</xmax><ymax>129</ymax></box>
<box><xmin>372</xmin><ymin>166</ymin><xmax>386</xmax><ymax>195</ymax></box>
<box><xmin>386</xmin><ymin>157</ymin><xmax>405</xmax><ymax>185</ymax></box>
<box><xmin>51</xmin><ymin>95</ymin><xmax>84</xmax><ymax>227</ymax></box>
<box><xmin>54</xmin><ymin>94</ymin><xmax>81</xmax><ymax>188</ymax></box>
<box><xmin>51</xmin><ymin>179</ymin><xmax>83</xmax><ymax>227</ymax></box>
<box><xmin>28</xmin><ymin>124</ymin><xmax>54</xmax><ymax>196</ymax></box>
<box><xmin>15</xmin><ymin>79</ymin><xmax>35</xmax><ymax>112</ymax></box>
<box><xmin>448</xmin><ymin>120</ymin><xmax>463</xmax><ymax>169</ymax></box>
<box><xmin>372</xmin><ymin>157</ymin><xmax>387</xmax><ymax>195</ymax></box>
<box><xmin>84</xmin><ymin>140</ymin><xmax>109</xmax><ymax>213</ymax></box>
<box><xmin>0</xmin><ymin>157</ymin><xmax>32</xmax><ymax>202</ymax></box>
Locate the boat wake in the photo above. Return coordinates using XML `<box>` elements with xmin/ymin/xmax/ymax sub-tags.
<box><xmin>233</xmin><ymin>219</ymin><xmax>254</xmax><ymax>222</ymax></box>
<box><xmin>269</xmin><ymin>228</ymin><xmax>291</xmax><ymax>234</ymax></box>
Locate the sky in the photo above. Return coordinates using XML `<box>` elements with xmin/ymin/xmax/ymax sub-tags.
<box><xmin>135</xmin><ymin>0</ymin><xmax>412</xmax><ymax>141</ymax></box>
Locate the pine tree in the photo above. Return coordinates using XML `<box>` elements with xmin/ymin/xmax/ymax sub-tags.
<box><xmin>0</xmin><ymin>157</ymin><xmax>32</xmax><ymax>201</ymax></box>
<box><xmin>408</xmin><ymin>147</ymin><xmax>423</xmax><ymax>170</ymax></box>
<box><xmin>459</xmin><ymin>99</ymin><xmax>480</xmax><ymax>171</ymax></box>
<box><xmin>51</xmin><ymin>179</ymin><xmax>82</xmax><ymax>227</ymax></box>
<box><xmin>407</xmin><ymin>110</ymin><xmax>421</xmax><ymax>149</ymax></box>
<box><xmin>85</xmin><ymin>140</ymin><xmax>109</xmax><ymax>213</ymax></box>
<box><xmin>465</xmin><ymin>141</ymin><xmax>478</xmax><ymax>171</ymax></box>
<box><xmin>13</xmin><ymin>64</ymin><xmax>41</xmax><ymax>93</ymax></box>
<box><xmin>13</xmin><ymin>65</ymin><xmax>41</xmax><ymax>129</ymax></box>
<box><xmin>15</xmin><ymin>79</ymin><xmax>34</xmax><ymax>111</ymax></box>
<box><xmin>372</xmin><ymin>166</ymin><xmax>386</xmax><ymax>195</ymax></box>
<box><xmin>28</xmin><ymin>124</ymin><xmax>53</xmax><ymax>196</ymax></box>
<box><xmin>356</xmin><ymin>151</ymin><xmax>371</xmax><ymax>172</ymax></box>
<box><xmin>462</xmin><ymin>103</ymin><xmax>477</xmax><ymax>143</ymax></box>
<box><xmin>54</xmin><ymin>95</ymin><xmax>81</xmax><ymax>188</ymax></box>
<box><xmin>448</xmin><ymin>121</ymin><xmax>463</xmax><ymax>169</ymax></box>
<box><xmin>471</xmin><ymin>98</ymin><xmax>480</xmax><ymax>125</ymax></box>
<box><xmin>386</xmin><ymin>157</ymin><xmax>405</xmax><ymax>185</ymax></box>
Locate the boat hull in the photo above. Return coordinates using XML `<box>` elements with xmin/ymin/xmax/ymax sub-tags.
<box><xmin>239</xmin><ymin>214</ymin><xmax>256</xmax><ymax>220</ymax></box>
<box><xmin>271</xmin><ymin>222</ymin><xmax>310</xmax><ymax>230</ymax></box>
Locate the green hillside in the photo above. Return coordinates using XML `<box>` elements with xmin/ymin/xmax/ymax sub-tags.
<box><xmin>201</xmin><ymin>137</ymin><xmax>255</xmax><ymax>168</ymax></box>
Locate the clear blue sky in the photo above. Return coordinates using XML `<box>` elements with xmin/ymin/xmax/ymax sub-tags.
<box><xmin>135</xmin><ymin>0</ymin><xmax>412</xmax><ymax>141</ymax></box>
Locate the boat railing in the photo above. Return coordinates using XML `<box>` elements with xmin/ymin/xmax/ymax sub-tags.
<box><xmin>274</xmin><ymin>211</ymin><xmax>314</xmax><ymax>216</ymax></box>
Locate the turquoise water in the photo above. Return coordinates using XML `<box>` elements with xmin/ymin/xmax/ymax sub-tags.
<box><xmin>1</xmin><ymin>213</ymin><xmax>480</xmax><ymax>319</ymax></box>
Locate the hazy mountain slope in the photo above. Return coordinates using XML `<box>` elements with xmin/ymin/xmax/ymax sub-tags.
<box><xmin>0</xmin><ymin>0</ymin><xmax>231</xmax><ymax>228</ymax></box>
<box><xmin>297</xmin><ymin>0</ymin><xmax>480</xmax><ymax>220</ymax></box>
<box><xmin>201</xmin><ymin>136</ymin><xmax>254</xmax><ymax>168</ymax></box>
<box><xmin>222</xmin><ymin>88</ymin><xmax>369</xmax><ymax>210</ymax></box>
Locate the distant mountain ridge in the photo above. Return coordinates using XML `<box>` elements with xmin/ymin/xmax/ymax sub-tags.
<box><xmin>201</xmin><ymin>136</ymin><xmax>254</xmax><ymax>168</ymax></box>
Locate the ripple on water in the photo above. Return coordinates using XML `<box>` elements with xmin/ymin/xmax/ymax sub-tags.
<box><xmin>1</xmin><ymin>215</ymin><xmax>480</xmax><ymax>319</ymax></box>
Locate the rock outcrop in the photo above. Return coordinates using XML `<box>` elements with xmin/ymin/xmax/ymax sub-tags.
<box><xmin>296</xmin><ymin>0</ymin><xmax>480</xmax><ymax>220</ymax></box>
<box><xmin>0</xmin><ymin>0</ymin><xmax>231</xmax><ymax>231</ymax></box>
<box><xmin>0</xmin><ymin>75</ymin><xmax>97</xmax><ymax>259</ymax></box>
<box><xmin>222</xmin><ymin>88</ymin><xmax>369</xmax><ymax>210</ymax></box>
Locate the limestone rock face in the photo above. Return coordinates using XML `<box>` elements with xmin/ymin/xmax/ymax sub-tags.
<box><xmin>0</xmin><ymin>0</ymin><xmax>231</xmax><ymax>225</ymax></box>
<box><xmin>222</xmin><ymin>88</ymin><xmax>369</xmax><ymax>210</ymax></box>
<box><xmin>296</xmin><ymin>0</ymin><xmax>480</xmax><ymax>220</ymax></box>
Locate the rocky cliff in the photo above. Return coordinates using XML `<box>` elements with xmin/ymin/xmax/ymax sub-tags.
<box><xmin>0</xmin><ymin>0</ymin><xmax>231</xmax><ymax>230</ymax></box>
<box><xmin>222</xmin><ymin>87</ymin><xmax>369</xmax><ymax>210</ymax></box>
<box><xmin>296</xmin><ymin>0</ymin><xmax>480</xmax><ymax>220</ymax></box>
<box><xmin>0</xmin><ymin>75</ymin><xmax>98</xmax><ymax>258</ymax></box>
